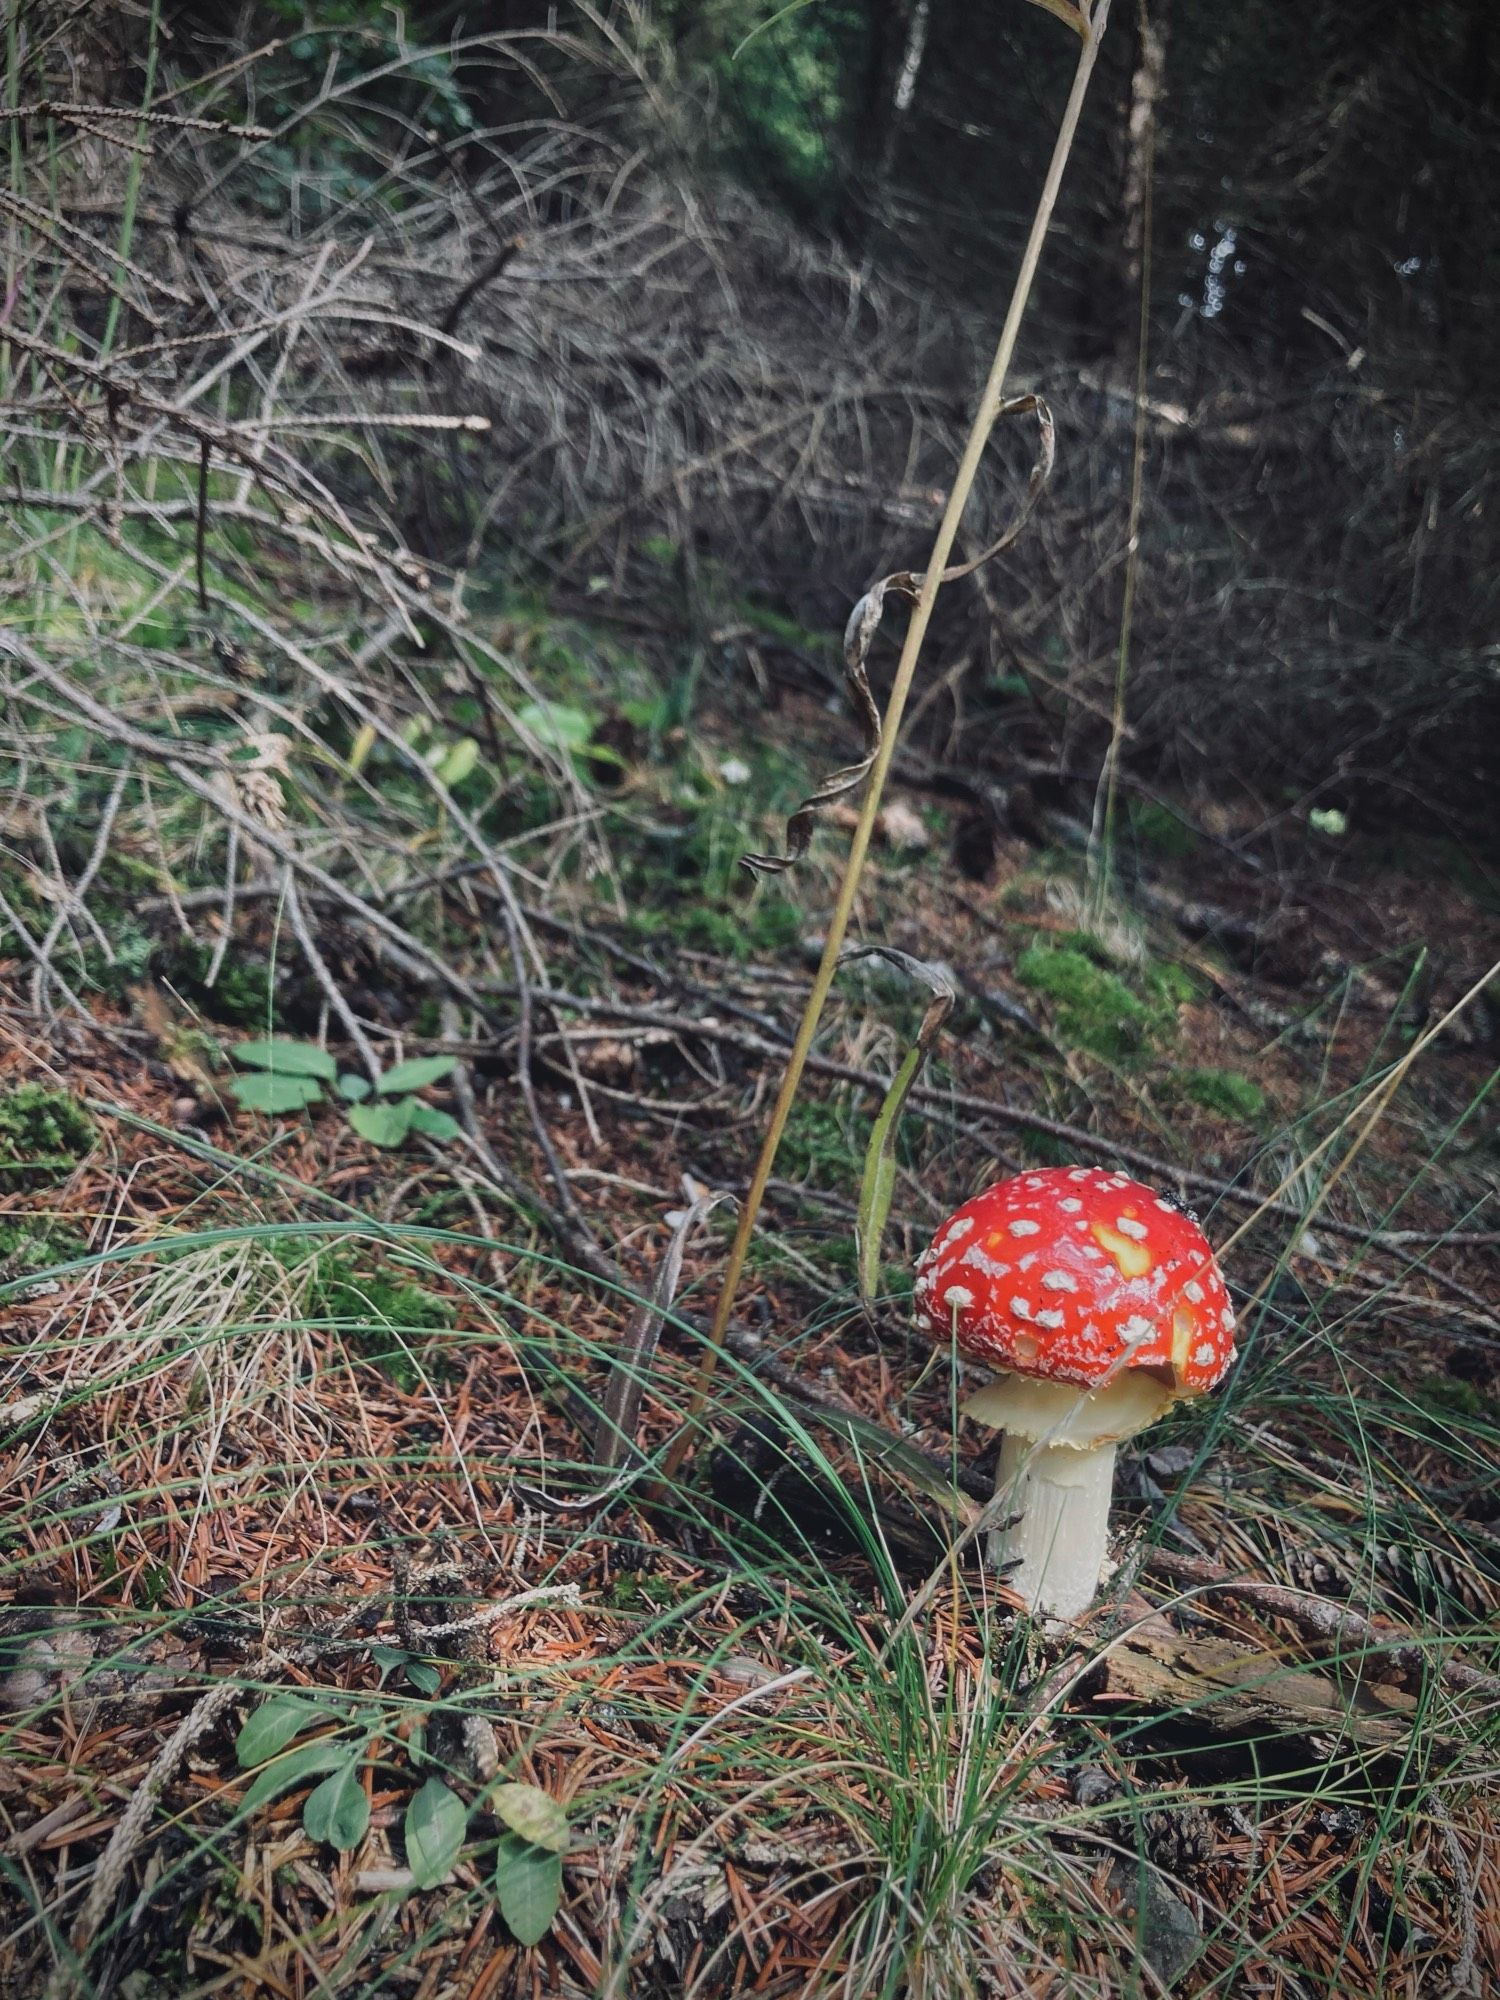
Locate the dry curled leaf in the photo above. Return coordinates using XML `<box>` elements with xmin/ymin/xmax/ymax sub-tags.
<box><xmin>1024</xmin><ymin>0</ymin><xmax>1092</xmax><ymax>35</ymax></box>
<box><xmin>742</xmin><ymin>395</ymin><xmax>1053</xmax><ymax>876</ymax></box>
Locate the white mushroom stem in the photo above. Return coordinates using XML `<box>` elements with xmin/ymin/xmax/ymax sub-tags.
<box><xmin>965</xmin><ymin>1369</ymin><xmax>1177</xmax><ymax>1620</ymax></box>
<box><xmin>989</xmin><ymin>1432</ymin><xmax>1117</xmax><ymax>1621</ymax></box>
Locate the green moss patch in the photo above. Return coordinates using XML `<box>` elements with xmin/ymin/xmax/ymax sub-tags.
<box><xmin>0</xmin><ymin>1088</ymin><xmax>96</xmax><ymax>1181</ymax></box>
<box><xmin>308</xmin><ymin>1256</ymin><xmax>453</xmax><ymax>1393</ymax></box>
<box><xmin>1015</xmin><ymin>947</ymin><xmax>1152</xmax><ymax>1061</ymax></box>
<box><xmin>1176</xmin><ymin>1067</ymin><xmax>1267</xmax><ymax>1123</ymax></box>
<box><xmin>0</xmin><ymin>1219</ymin><xmax>89</xmax><ymax>1275</ymax></box>
<box><xmin>1015</xmin><ymin>939</ymin><xmax>1202</xmax><ymax>1063</ymax></box>
<box><xmin>1128</xmin><ymin>798</ymin><xmax>1198</xmax><ymax>860</ymax></box>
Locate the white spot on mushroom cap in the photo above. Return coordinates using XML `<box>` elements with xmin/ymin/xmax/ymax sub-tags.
<box><xmin>1184</xmin><ymin>1280</ymin><xmax>1204</xmax><ymax>1303</ymax></box>
<box><xmin>1120</xmin><ymin>1314</ymin><xmax>1157</xmax><ymax>1345</ymax></box>
<box><xmin>1115</xmin><ymin>1216</ymin><xmax>1149</xmax><ymax>1240</ymax></box>
<box><xmin>959</xmin><ymin>1244</ymin><xmax>1011</xmax><ymax>1279</ymax></box>
<box><xmin>1036</xmin><ymin>1309</ymin><xmax>1066</xmax><ymax>1329</ymax></box>
<box><xmin>1008</xmin><ymin>1219</ymin><xmax>1041</xmax><ymax>1237</ymax></box>
<box><xmin>1068</xmin><ymin>1169</ymin><xmax>1092</xmax><ymax>1181</ymax></box>
<box><xmin>1221</xmin><ymin>1305</ymin><xmax>1236</xmax><ymax>1330</ymax></box>
<box><xmin>943</xmin><ymin>1284</ymin><xmax>975</xmax><ymax>1309</ymax></box>
<box><xmin>1041</xmin><ymin>1270</ymin><xmax>1077</xmax><ymax>1292</ymax></box>
<box><xmin>1009</xmin><ymin>1296</ymin><xmax>1033</xmax><ymax>1320</ymax></box>
<box><xmin>939</xmin><ymin>1216</ymin><xmax>975</xmax><ymax>1250</ymax></box>
<box><xmin>1154</xmin><ymin>1198</ymin><xmax>1178</xmax><ymax>1213</ymax></box>
<box><xmin>1059</xmin><ymin>1198</ymin><xmax>1082</xmax><ymax>1214</ymax></box>
<box><xmin>1018</xmin><ymin>1252</ymin><xmax>1037</xmax><ymax>1272</ymax></box>
<box><xmin>1193</xmin><ymin>1341</ymin><xmax>1217</xmax><ymax>1368</ymax></box>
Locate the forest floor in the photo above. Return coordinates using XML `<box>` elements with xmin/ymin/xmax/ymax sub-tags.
<box><xmin>8</xmin><ymin>3</ymin><xmax>1500</xmax><ymax>1984</ymax></box>
<box><xmin>3</xmin><ymin>629</ymin><xmax>1499</xmax><ymax>1998</ymax></box>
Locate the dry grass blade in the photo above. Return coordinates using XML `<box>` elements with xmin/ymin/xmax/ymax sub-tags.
<box><xmin>666</xmin><ymin>18</ymin><xmax>1110</xmax><ymax>1475</ymax></box>
<box><xmin>593</xmin><ymin>1190</ymin><xmax>730</xmax><ymax>1476</ymax></box>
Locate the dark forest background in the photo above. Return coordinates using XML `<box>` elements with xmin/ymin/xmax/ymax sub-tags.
<box><xmin>126</xmin><ymin>0</ymin><xmax>1500</xmax><ymax>842</ymax></box>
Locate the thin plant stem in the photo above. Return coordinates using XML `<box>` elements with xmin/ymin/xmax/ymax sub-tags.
<box><xmin>100</xmin><ymin>0</ymin><xmax>160</xmax><ymax>362</ymax></box>
<box><xmin>1087</xmin><ymin>0</ymin><xmax>1155</xmax><ymax>922</ymax></box>
<box><xmin>660</xmin><ymin>1</ymin><xmax>1114</xmax><ymax>1484</ymax></box>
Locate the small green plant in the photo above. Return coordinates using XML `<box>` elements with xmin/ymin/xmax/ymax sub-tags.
<box><xmin>394</xmin><ymin>711</ymin><xmax>484</xmax><ymax>789</ymax></box>
<box><xmin>492</xmin><ymin>1782</ymin><xmax>571</xmax><ymax>1946</ymax></box>
<box><xmin>158</xmin><ymin>940</ymin><xmax>276</xmax><ymax>1026</ymax></box>
<box><xmin>228</xmin><ymin>1041</ymin><xmax>461</xmax><ymax>1147</ymax></box>
<box><xmin>516</xmin><ymin>697</ymin><xmax>620</xmax><ymax>768</ymax></box>
<box><xmin>235</xmin><ymin>1691</ymin><xmax>570</xmax><ymax>1939</ymax></box>
<box><xmin>0</xmin><ymin>1087</ymin><xmax>96</xmax><ymax>1180</ymax></box>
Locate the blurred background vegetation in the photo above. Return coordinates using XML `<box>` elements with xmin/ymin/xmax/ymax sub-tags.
<box><xmin>29</xmin><ymin>0</ymin><xmax>1495</xmax><ymax>838</ymax></box>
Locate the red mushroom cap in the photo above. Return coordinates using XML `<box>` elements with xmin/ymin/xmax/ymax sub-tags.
<box><xmin>914</xmin><ymin>1166</ymin><xmax>1235</xmax><ymax>1394</ymax></box>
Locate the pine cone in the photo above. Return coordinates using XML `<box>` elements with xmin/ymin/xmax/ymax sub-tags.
<box><xmin>1376</xmin><ymin>1542</ymin><xmax>1500</xmax><ymax>1621</ymax></box>
<box><xmin>1284</xmin><ymin>1543</ymin><xmax>1352</xmax><ymax>1596</ymax></box>
<box><xmin>1141</xmin><ymin>1802</ymin><xmax>1216</xmax><ymax>1875</ymax></box>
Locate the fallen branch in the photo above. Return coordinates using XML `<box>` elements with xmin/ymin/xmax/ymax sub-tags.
<box><xmin>1089</xmin><ymin>1624</ymin><xmax>1458</xmax><ymax>1762</ymax></box>
<box><xmin>1141</xmin><ymin>1547</ymin><xmax>1500</xmax><ymax>1700</ymax></box>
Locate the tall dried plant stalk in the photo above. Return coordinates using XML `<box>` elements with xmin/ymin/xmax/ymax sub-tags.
<box><xmin>661</xmin><ymin>0</ymin><xmax>1115</xmax><ymax>1482</ymax></box>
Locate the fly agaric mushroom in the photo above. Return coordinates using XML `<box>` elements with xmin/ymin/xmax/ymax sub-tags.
<box><xmin>914</xmin><ymin>1166</ymin><xmax>1235</xmax><ymax>1620</ymax></box>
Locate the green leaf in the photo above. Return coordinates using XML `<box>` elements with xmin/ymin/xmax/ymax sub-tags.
<box><xmin>494</xmin><ymin>1831</ymin><xmax>563</xmax><ymax>1946</ymax></box>
<box><xmin>841</xmin><ymin>947</ymin><xmax>954</xmax><ymax>1311</ymax></box>
<box><xmin>303</xmin><ymin>1759</ymin><xmax>370</xmax><ymax>1851</ymax></box>
<box><xmin>338</xmin><ymin>1073</ymin><xmax>373</xmax><ymax>1102</ymax></box>
<box><xmin>404</xmin><ymin>1777</ymin><xmax>468</xmax><ymax>1889</ymax></box>
<box><xmin>405</xmin><ymin>1660</ymin><xmax>441</xmax><ymax>1696</ymax></box>
<box><xmin>856</xmin><ymin>1040</ymin><xmax>926</xmax><ymax>1309</ymax></box>
<box><xmin>229</xmin><ymin>1072</ymin><xmax>325</xmax><ymax>1115</ymax></box>
<box><xmin>241</xmin><ymin>1737</ymin><xmax>354</xmax><ymax>1814</ymax></box>
<box><xmin>436</xmin><ymin>737</ymin><xmax>480</xmax><ymax>788</ymax></box>
<box><xmin>492</xmin><ymin>1783</ymin><xmax>569</xmax><ymax>1855</ymax></box>
<box><xmin>236</xmin><ymin>1694</ymin><xmax>341</xmax><ymax>1769</ymax></box>
<box><xmin>408</xmin><ymin>1103</ymin><xmax>461</xmax><ymax>1142</ymax></box>
<box><xmin>517</xmin><ymin>699</ymin><xmax>596</xmax><ymax>756</ymax></box>
<box><xmin>348</xmin><ymin>1098</ymin><xmax>417</xmax><ymax>1148</ymax></box>
<box><xmin>233</xmin><ymin>1039</ymin><xmax>337</xmax><ymax>1081</ymax></box>
<box><xmin>376</xmin><ymin>1056</ymin><xmax>458</xmax><ymax>1095</ymax></box>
